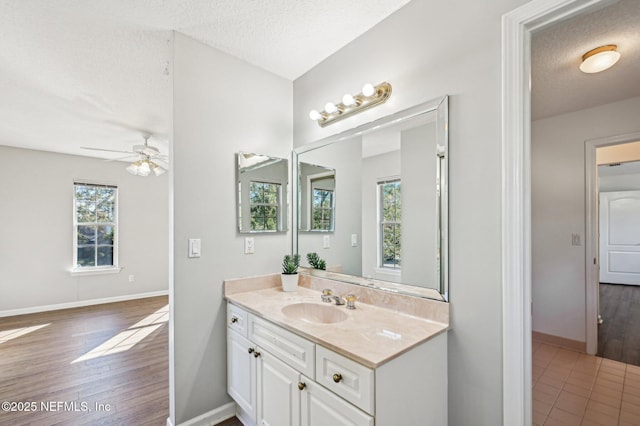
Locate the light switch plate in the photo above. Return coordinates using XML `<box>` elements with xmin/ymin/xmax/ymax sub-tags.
<box><xmin>323</xmin><ymin>235</ymin><xmax>330</xmax><ymax>249</ymax></box>
<box><xmin>244</xmin><ymin>237</ymin><xmax>255</xmax><ymax>254</ymax></box>
<box><xmin>571</xmin><ymin>233</ymin><xmax>581</xmax><ymax>246</ymax></box>
<box><xmin>188</xmin><ymin>238</ymin><xmax>201</xmax><ymax>258</ymax></box>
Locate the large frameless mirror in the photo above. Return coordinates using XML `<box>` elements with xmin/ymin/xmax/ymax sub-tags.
<box><xmin>237</xmin><ymin>152</ymin><xmax>288</xmax><ymax>233</ymax></box>
<box><xmin>293</xmin><ymin>95</ymin><xmax>448</xmax><ymax>301</ymax></box>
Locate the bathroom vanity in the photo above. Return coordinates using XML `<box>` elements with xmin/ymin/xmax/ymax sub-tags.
<box><xmin>225</xmin><ymin>274</ymin><xmax>449</xmax><ymax>426</ymax></box>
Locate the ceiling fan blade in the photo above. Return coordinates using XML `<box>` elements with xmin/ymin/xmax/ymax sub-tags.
<box><xmin>104</xmin><ymin>155</ymin><xmax>140</xmax><ymax>162</ymax></box>
<box><xmin>81</xmin><ymin>146</ymin><xmax>135</xmax><ymax>154</ymax></box>
<box><xmin>152</xmin><ymin>159</ymin><xmax>170</xmax><ymax>169</ymax></box>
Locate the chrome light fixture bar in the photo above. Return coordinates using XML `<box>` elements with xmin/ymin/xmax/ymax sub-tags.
<box><xmin>309</xmin><ymin>82</ymin><xmax>392</xmax><ymax>127</ymax></box>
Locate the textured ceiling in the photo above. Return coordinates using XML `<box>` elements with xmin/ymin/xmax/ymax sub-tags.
<box><xmin>0</xmin><ymin>0</ymin><xmax>411</xmax><ymax>159</ymax></box>
<box><xmin>531</xmin><ymin>0</ymin><xmax>640</xmax><ymax>121</ymax></box>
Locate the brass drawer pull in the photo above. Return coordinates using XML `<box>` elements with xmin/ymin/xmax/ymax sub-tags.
<box><xmin>253</xmin><ymin>351</ymin><xmax>261</xmax><ymax>358</ymax></box>
<box><xmin>248</xmin><ymin>347</ymin><xmax>254</xmax><ymax>354</ymax></box>
<box><xmin>333</xmin><ymin>373</ymin><xmax>342</xmax><ymax>383</ymax></box>
<box><xmin>230</xmin><ymin>316</ymin><xmax>238</xmax><ymax>324</ymax></box>
<box><xmin>298</xmin><ymin>382</ymin><xmax>306</xmax><ymax>390</ymax></box>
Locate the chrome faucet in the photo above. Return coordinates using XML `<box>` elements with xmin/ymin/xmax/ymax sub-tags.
<box><xmin>321</xmin><ymin>289</ymin><xmax>346</xmax><ymax>306</ymax></box>
<box><xmin>331</xmin><ymin>295</ymin><xmax>346</xmax><ymax>306</ymax></box>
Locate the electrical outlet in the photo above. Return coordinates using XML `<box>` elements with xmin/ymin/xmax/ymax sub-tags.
<box><xmin>128</xmin><ymin>275</ymin><xmax>135</xmax><ymax>283</ymax></box>
<box><xmin>351</xmin><ymin>234</ymin><xmax>358</xmax><ymax>247</ymax></box>
<box><xmin>244</xmin><ymin>237</ymin><xmax>255</xmax><ymax>254</ymax></box>
<box><xmin>323</xmin><ymin>235</ymin><xmax>331</xmax><ymax>249</ymax></box>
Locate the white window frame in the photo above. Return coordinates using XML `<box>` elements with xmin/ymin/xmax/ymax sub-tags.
<box><xmin>248</xmin><ymin>180</ymin><xmax>282</xmax><ymax>232</ymax></box>
<box><xmin>71</xmin><ymin>182</ymin><xmax>120</xmax><ymax>275</ymax></box>
<box><xmin>377</xmin><ymin>178</ymin><xmax>401</xmax><ymax>270</ymax></box>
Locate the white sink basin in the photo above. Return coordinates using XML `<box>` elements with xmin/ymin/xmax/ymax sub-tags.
<box><xmin>281</xmin><ymin>302</ymin><xmax>348</xmax><ymax>324</ymax></box>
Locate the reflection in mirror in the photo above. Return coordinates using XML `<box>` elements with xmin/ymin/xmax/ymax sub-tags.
<box><xmin>298</xmin><ymin>163</ymin><xmax>336</xmax><ymax>232</ymax></box>
<box><xmin>293</xmin><ymin>96</ymin><xmax>448</xmax><ymax>301</ymax></box>
<box><xmin>237</xmin><ymin>153</ymin><xmax>288</xmax><ymax>233</ymax></box>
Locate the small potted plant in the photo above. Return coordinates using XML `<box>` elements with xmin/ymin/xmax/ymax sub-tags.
<box><xmin>281</xmin><ymin>254</ymin><xmax>300</xmax><ymax>292</ymax></box>
<box><xmin>306</xmin><ymin>252</ymin><xmax>327</xmax><ymax>277</ymax></box>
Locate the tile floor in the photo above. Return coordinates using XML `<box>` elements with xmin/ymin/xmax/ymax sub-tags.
<box><xmin>533</xmin><ymin>340</ymin><xmax>640</xmax><ymax>425</ymax></box>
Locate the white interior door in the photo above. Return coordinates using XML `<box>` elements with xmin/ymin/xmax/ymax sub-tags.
<box><xmin>599</xmin><ymin>190</ymin><xmax>640</xmax><ymax>285</ymax></box>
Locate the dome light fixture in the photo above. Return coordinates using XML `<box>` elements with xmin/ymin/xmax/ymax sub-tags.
<box><xmin>579</xmin><ymin>44</ymin><xmax>620</xmax><ymax>74</ymax></box>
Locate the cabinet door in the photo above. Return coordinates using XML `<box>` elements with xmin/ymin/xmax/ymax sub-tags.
<box><xmin>228</xmin><ymin>330</ymin><xmax>257</xmax><ymax>422</ymax></box>
<box><xmin>300</xmin><ymin>376</ymin><xmax>373</xmax><ymax>426</ymax></box>
<box><xmin>257</xmin><ymin>349</ymin><xmax>301</xmax><ymax>426</ymax></box>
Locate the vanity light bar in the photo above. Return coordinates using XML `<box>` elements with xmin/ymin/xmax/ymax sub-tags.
<box><xmin>309</xmin><ymin>82</ymin><xmax>392</xmax><ymax>128</ymax></box>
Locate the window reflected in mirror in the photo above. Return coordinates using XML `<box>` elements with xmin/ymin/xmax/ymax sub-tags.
<box><xmin>237</xmin><ymin>153</ymin><xmax>288</xmax><ymax>233</ymax></box>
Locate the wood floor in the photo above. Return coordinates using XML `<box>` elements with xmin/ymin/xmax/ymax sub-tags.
<box><xmin>0</xmin><ymin>296</ymin><xmax>169</xmax><ymax>426</ymax></box>
<box><xmin>599</xmin><ymin>283</ymin><xmax>640</xmax><ymax>366</ymax></box>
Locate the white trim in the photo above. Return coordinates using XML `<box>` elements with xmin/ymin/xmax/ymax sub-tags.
<box><xmin>584</xmin><ymin>131</ymin><xmax>640</xmax><ymax>355</ymax></box>
<box><xmin>69</xmin><ymin>266</ymin><xmax>122</xmax><ymax>277</ymax></box>
<box><xmin>173</xmin><ymin>402</ymin><xmax>236</xmax><ymax>426</ymax></box>
<box><xmin>0</xmin><ymin>290</ymin><xmax>168</xmax><ymax>318</ymax></box>
<box><xmin>502</xmin><ymin>0</ymin><xmax>615</xmax><ymax>424</ymax></box>
<box><xmin>167</xmin><ymin>418</ymin><xmax>174</xmax><ymax>426</ymax></box>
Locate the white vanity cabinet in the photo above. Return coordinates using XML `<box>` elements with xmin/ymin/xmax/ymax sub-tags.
<box><xmin>226</xmin><ymin>302</ymin><xmax>447</xmax><ymax>426</ymax></box>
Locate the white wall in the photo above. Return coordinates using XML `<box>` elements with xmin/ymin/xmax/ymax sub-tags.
<box><xmin>401</xmin><ymin>122</ymin><xmax>437</xmax><ymax>289</ymax></box>
<box><xmin>0</xmin><ymin>146</ymin><xmax>169</xmax><ymax>312</ymax></box>
<box><xmin>599</xmin><ymin>173</ymin><xmax>640</xmax><ymax>192</ymax></box>
<box><xmin>297</xmin><ymin>136</ymin><xmax>362</xmax><ymax>274</ymax></box>
<box><xmin>172</xmin><ymin>33</ymin><xmax>292</xmax><ymax>424</ymax></box>
<box><xmin>532</xmin><ymin>96</ymin><xmax>640</xmax><ymax>342</ymax></box>
<box><xmin>294</xmin><ymin>0</ymin><xmax>529</xmax><ymax>423</ymax></box>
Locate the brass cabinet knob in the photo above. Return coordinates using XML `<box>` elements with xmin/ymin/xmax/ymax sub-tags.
<box><xmin>230</xmin><ymin>316</ymin><xmax>238</xmax><ymax>324</ymax></box>
<box><xmin>253</xmin><ymin>351</ymin><xmax>261</xmax><ymax>358</ymax></box>
<box><xmin>248</xmin><ymin>347</ymin><xmax>254</xmax><ymax>354</ymax></box>
<box><xmin>298</xmin><ymin>382</ymin><xmax>306</xmax><ymax>390</ymax></box>
<box><xmin>332</xmin><ymin>373</ymin><xmax>342</xmax><ymax>383</ymax></box>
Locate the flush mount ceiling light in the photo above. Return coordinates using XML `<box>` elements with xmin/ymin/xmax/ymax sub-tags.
<box><xmin>579</xmin><ymin>45</ymin><xmax>620</xmax><ymax>74</ymax></box>
<box><xmin>309</xmin><ymin>82</ymin><xmax>392</xmax><ymax>127</ymax></box>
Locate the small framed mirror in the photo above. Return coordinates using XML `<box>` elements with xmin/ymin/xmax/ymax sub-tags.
<box><xmin>236</xmin><ymin>152</ymin><xmax>288</xmax><ymax>233</ymax></box>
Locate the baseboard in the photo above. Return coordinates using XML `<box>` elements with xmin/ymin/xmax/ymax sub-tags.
<box><xmin>0</xmin><ymin>290</ymin><xmax>169</xmax><ymax>318</ymax></box>
<box><xmin>533</xmin><ymin>331</ymin><xmax>586</xmax><ymax>353</ymax></box>
<box><xmin>174</xmin><ymin>402</ymin><xmax>236</xmax><ymax>426</ymax></box>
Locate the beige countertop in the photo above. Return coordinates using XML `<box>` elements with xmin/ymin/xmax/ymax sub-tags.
<box><xmin>225</xmin><ymin>285</ymin><xmax>448</xmax><ymax>368</ymax></box>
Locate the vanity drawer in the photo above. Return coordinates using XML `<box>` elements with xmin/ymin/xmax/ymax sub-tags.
<box><xmin>315</xmin><ymin>346</ymin><xmax>374</xmax><ymax>415</ymax></box>
<box><xmin>227</xmin><ymin>303</ymin><xmax>249</xmax><ymax>337</ymax></box>
<box><xmin>248</xmin><ymin>315</ymin><xmax>315</xmax><ymax>378</ymax></box>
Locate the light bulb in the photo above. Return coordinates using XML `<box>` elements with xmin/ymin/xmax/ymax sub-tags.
<box><xmin>342</xmin><ymin>93</ymin><xmax>356</xmax><ymax>106</ymax></box>
<box><xmin>152</xmin><ymin>164</ymin><xmax>166</xmax><ymax>176</ymax></box>
<box><xmin>325</xmin><ymin>102</ymin><xmax>338</xmax><ymax>114</ymax></box>
<box><xmin>126</xmin><ymin>162</ymin><xmax>139</xmax><ymax>175</ymax></box>
<box><xmin>138</xmin><ymin>161</ymin><xmax>151</xmax><ymax>176</ymax></box>
<box><xmin>309</xmin><ymin>109</ymin><xmax>322</xmax><ymax>120</ymax></box>
<box><xmin>362</xmin><ymin>83</ymin><xmax>376</xmax><ymax>97</ymax></box>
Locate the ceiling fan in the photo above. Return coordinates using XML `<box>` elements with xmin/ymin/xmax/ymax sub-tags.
<box><xmin>81</xmin><ymin>135</ymin><xmax>169</xmax><ymax>177</ymax></box>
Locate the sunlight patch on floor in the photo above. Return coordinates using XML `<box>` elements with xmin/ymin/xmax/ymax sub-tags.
<box><xmin>72</xmin><ymin>304</ymin><xmax>168</xmax><ymax>363</ymax></box>
<box><xmin>0</xmin><ymin>324</ymin><xmax>50</xmax><ymax>344</ymax></box>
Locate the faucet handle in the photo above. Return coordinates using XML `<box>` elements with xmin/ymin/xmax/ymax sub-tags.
<box><xmin>321</xmin><ymin>288</ymin><xmax>333</xmax><ymax>303</ymax></box>
<box><xmin>345</xmin><ymin>294</ymin><xmax>357</xmax><ymax>310</ymax></box>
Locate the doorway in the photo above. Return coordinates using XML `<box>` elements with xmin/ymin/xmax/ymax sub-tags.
<box><xmin>587</xmin><ymin>138</ymin><xmax>640</xmax><ymax>364</ymax></box>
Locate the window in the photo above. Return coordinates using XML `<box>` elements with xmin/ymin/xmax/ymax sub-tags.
<box><xmin>311</xmin><ymin>188</ymin><xmax>334</xmax><ymax>231</ymax></box>
<box><xmin>379</xmin><ymin>179</ymin><xmax>401</xmax><ymax>269</ymax></box>
<box><xmin>73</xmin><ymin>183</ymin><xmax>118</xmax><ymax>269</ymax></box>
<box><xmin>249</xmin><ymin>181</ymin><xmax>280</xmax><ymax>231</ymax></box>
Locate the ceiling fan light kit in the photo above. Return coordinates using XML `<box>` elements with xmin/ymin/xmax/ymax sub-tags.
<box><xmin>82</xmin><ymin>135</ymin><xmax>168</xmax><ymax>177</ymax></box>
